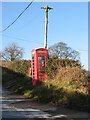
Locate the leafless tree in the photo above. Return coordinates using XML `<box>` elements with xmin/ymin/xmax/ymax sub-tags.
<box><xmin>48</xmin><ymin>42</ymin><xmax>80</xmax><ymax>60</ymax></box>
<box><xmin>1</xmin><ymin>43</ymin><xmax>24</xmax><ymax>61</ymax></box>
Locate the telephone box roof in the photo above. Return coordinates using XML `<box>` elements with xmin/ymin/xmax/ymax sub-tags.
<box><xmin>32</xmin><ymin>48</ymin><xmax>48</xmax><ymax>52</ymax></box>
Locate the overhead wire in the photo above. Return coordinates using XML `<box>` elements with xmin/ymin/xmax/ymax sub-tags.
<box><xmin>1</xmin><ymin>34</ymin><xmax>43</xmax><ymax>45</ymax></box>
<box><xmin>0</xmin><ymin>33</ymin><xmax>89</xmax><ymax>52</ymax></box>
<box><xmin>0</xmin><ymin>0</ymin><xmax>34</xmax><ymax>33</ymax></box>
<box><xmin>0</xmin><ymin>1</ymin><xmax>88</xmax><ymax>52</ymax></box>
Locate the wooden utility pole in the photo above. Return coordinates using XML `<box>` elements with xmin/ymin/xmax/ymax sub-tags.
<box><xmin>41</xmin><ymin>5</ymin><xmax>53</xmax><ymax>48</ymax></box>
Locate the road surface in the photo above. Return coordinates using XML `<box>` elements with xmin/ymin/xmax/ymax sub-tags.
<box><xmin>0</xmin><ymin>87</ymin><xmax>89</xmax><ymax>120</ymax></box>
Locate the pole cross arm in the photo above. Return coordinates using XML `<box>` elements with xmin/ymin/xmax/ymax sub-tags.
<box><xmin>41</xmin><ymin>6</ymin><xmax>53</xmax><ymax>10</ymax></box>
<box><xmin>48</xmin><ymin>7</ymin><xmax>53</xmax><ymax>10</ymax></box>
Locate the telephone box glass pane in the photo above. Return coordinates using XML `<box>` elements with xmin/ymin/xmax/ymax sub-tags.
<box><xmin>38</xmin><ymin>56</ymin><xmax>46</xmax><ymax>80</ymax></box>
<box><xmin>32</xmin><ymin>56</ymin><xmax>35</xmax><ymax>79</ymax></box>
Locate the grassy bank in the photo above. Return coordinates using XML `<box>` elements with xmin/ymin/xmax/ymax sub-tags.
<box><xmin>2</xmin><ymin>67</ymin><xmax>33</xmax><ymax>96</ymax></box>
<box><xmin>2</xmin><ymin>66</ymin><xmax>90</xmax><ymax>112</ymax></box>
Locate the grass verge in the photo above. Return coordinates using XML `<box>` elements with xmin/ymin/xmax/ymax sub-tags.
<box><xmin>2</xmin><ymin>66</ymin><xmax>90</xmax><ymax>112</ymax></box>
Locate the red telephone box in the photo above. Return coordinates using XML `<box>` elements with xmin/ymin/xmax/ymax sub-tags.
<box><xmin>31</xmin><ymin>48</ymin><xmax>48</xmax><ymax>86</ymax></box>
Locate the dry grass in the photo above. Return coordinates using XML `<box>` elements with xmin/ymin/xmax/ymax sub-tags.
<box><xmin>0</xmin><ymin>60</ymin><xmax>12</xmax><ymax>68</ymax></box>
<box><xmin>46</xmin><ymin>58</ymin><xmax>88</xmax><ymax>94</ymax></box>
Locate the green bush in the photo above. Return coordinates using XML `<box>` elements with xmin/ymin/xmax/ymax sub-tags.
<box><xmin>10</xmin><ymin>60</ymin><xmax>31</xmax><ymax>76</ymax></box>
<box><xmin>46</xmin><ymin>58</ymin><xmax>88</xmax><ymax>94</ymax></box>
<box><xmin>46</xmin><ymin>58</ymin><xmax>81</xmax><ymax>79</ymax></box>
